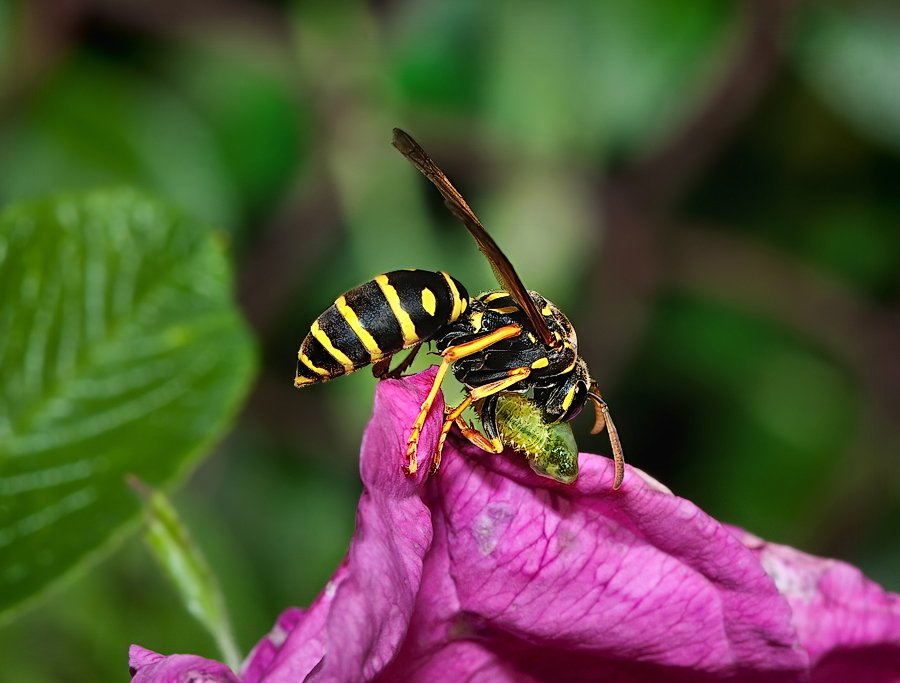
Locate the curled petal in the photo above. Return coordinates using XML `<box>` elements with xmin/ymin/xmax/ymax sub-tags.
<box><xmin>129</xmin><ymin>645</ymin><xmax>239</xmax><ymax>683</ymax></box>
<box><xmin>242</xmin><ymin>369</ymin><xmax>444</xmax><ymax>681</ymax></box>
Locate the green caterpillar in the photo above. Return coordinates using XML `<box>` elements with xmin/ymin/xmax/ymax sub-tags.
<box><xmin>494</xmin><ymin>393</ymin><xmax>579</xmax><ymax>484</ymax></box>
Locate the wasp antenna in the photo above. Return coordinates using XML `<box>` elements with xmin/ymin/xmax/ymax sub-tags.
<box><xmin>587</xmin><ymin>390</ymin><xmax>606</xmax><ymax>435</ymax></box>
<box><xmin>589</xmin><ymin>389</ymin><xmax>625</xmax><ymax>490</ymax></box>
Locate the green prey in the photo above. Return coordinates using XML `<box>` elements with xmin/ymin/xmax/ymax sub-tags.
<box><xmin>492</xmin><ymin>393</ymin><xmax>580</xmax><ymax>484</ymax></box>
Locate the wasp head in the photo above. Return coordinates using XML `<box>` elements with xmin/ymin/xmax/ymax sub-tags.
<box><xmin>532</xmin><ymin>357</ymin><xmax>592</xmax><ymax>423</ymax></box>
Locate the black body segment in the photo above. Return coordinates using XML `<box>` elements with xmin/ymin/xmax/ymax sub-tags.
<box><xmin>298</xmin><ymin>331</ymin><xmax>349</xmax><ymax>378</ymax></box>
<box><xmin>372</xmin><ymin>270</ymin><xmax>467</xmax><ymax>348</ymax></box>
<box><xmin>342</xmin><ymin>280</ymin><xmax>404</xmax><ymax>354</ymax></box>
<box><xmin>315</xmin><ymin>306</ymin><xmax>372</xmax><ymax>367</ymax></box>
<box><xmin>295</xmin><ymin>269</ymin><xmax>469</xmax><ymax>386</ymax></box>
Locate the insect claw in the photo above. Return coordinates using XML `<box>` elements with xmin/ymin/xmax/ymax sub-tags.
<box><xmin>428</xmin><ymin>453</ymin><xmax>441</xmax><ymax>476</ymax></box>
<box><xmin>404</xmin><ymin>435</ymin><xmax>420</xmax><ymax>475</ymax></box>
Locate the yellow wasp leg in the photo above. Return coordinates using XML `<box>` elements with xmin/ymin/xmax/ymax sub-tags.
<box><xmin>431</xmin><ymin>366</ymin><xmax>531</xmax><ymax>474</ymax></box>
<box><xmin>453</xmin><ymin>415</ymin><xmax>503</xmax><ymax>454</ymax></box>
<box><xmin>404</xmin><ymin>324</ymin><xmax>521</xmax><ymax>475</ymax></box>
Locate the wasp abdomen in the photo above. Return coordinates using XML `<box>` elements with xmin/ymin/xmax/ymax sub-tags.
<box><xmin>295</xmin><ymin>269</ymin><xmax>468</xmax><ymax>386</ymax></box>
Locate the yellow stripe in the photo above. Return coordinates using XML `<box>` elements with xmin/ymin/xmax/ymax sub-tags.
<box><xmin>376</xmin><ymin>274</ymin><xmax>418</xmax><ymax>345</ymax></box>
<box><xmin>294</xmin><ymin>375</ymin><xmax>316</xmax><ymax>387</ymax></box>
<box><xmin>489</xmin><ymin>305</ymin><xmax>519</xmax><ymax>315</ymax></box>
<box><xmin>531</xmin><ymin>357</ymin><xmax>549</xmax><ymax>369</ymax></box>
<box><xmin>336</xmin><ymin>295</ymin><xmax>382</xmax><ymax>359</ymax></box>
<box><xmin>470</xmin><ymin>311</ymin><xmax>484</xmax><ymax>333</ymax></box>
<box><xmin>483</xmin><ymin>291</ymin><xmax>508</xmax><ymax>303</ymax></box>
<box><xmin>561</xmin><ymin>357</ymin><xmax>577</xmax><ymax>374</ymax></box>
<box><xmin>561</xmin><ymin>384</ymin><xmax>578</xmax><ymax>412</ymax></box>
<box><xmin>421</xmin><ymin>288</ymin><xmax>437</xmax><ymax>316</ymax></box>
<box><xmin>298</xmin><ymin>351</ymin><xmax>329</xmax><ymax>376</ymax></box>
<box><xmin>441</xmin><ymin>272</ymin><xmax>464</xmax><ymax>321</ymax></box>
<box><xmin>541</xmin><ymin>304</ymin><xmax>552</xmax><ymax>316</ymax></box>
<box><xmin>311</xmin><ymin>321</ymin><xmax>354</xmax><ymax>372</ymax></box>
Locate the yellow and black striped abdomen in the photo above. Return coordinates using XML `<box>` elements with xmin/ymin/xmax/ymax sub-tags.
<box><xmin>295</xmin><ymin>270</ymin><xmax>468</xmax><ymax>386</ymax></box>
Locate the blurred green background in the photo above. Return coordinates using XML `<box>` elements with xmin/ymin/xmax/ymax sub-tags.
<box><xmin>1</xmin><ymin>0</ymin><xmax>899</xmax><ymax>680</ymax></box>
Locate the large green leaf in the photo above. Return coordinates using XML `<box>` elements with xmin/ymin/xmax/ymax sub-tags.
<box><xmin>0</xmin><ymin>189</ymin><xmax>256</xmax><ymax>620</ymax></box>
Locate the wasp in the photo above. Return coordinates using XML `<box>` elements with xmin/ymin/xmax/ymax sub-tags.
<box><xmin>294</xmin><ymin>128</ymin><xmax>624</xmax><ymax>488</ymax></box>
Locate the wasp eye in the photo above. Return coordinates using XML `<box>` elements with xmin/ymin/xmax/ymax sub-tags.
<box><xmin>562</xmin><ymin>383</ymin><xmax>588</xmax><ymax>422</ymax></box>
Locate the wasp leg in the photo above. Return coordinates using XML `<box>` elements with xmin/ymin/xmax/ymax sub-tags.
<box><xmin>454</xmin><ymin>416</ymin><xmax>503</xmax><ymax>454</ymax></box>
<box><xmin>373</xmin><ymin>344</ymin><xmax>422</xmax><ymax>380</ymax></box>
<box><xmin>372</xmin><ymin>357</ymin><xmax>392</xmax><ymax>379</ymax></box>
<box><xmin>478</xmin><ymin>394</ymin><xmax>502</xmax><ymax>443</ymax></box>
<box><xmin>404</xmin><ymin>324</ymin><xmax>522</xmax><ymax>475</ymax></box>
<box><xmin>431</xmin><ymin>367</ymin><xmax>530</xmax><ymax>474</ymax></box>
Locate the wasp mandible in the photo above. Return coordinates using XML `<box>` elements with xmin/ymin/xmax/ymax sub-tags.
<box><xmin>294</xmin><ymin>129</ymin><xmax>625</xmax><ymax>488</ymax></box>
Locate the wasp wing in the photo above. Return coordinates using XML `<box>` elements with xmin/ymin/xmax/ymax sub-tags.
<box><xmin>392</xmin><ymin>128</ymin><xmax>555</xmax><ymax>347</ymax></box>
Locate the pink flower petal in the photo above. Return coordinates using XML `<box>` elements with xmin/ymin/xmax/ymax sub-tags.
<box><xmin>129</xmin><ymin>644</ymin><xmax>239</xmax><ymax>682</ymax></box>
<box><xmin>134</xmin><ymin>370</ymin><xmax>900</xmax><ymax>682</ymax></box>
<box><xmin>243</xmin><ymin>369</ymin><xmax>445</xmax><ymax>682</ymax></box>
<box><xmin>381</xmin><ymin>437</ymin><xmax>809</xmax><ymax>680</ymax></box>
<box><xmin>735</xmin><ymin>529</ymin><xmax>900</xmax><ymax>681</ymax></box>
<box><xmin>240</xmin><ymin>607</ymin><xmax>306</xmax><ymax>682</ymax></box>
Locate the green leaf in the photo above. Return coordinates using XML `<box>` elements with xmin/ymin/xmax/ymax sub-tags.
<box><xmin>133</xmin><ymin>478</ymin><xmax>240</xmax><ymax>671</ymax></box>
<box><xmin>794</xmin><ymin>2</ymin><xmax>900</xmax><ymax>153</ymax></box>
<box><xmin>0</xmin><ymin>188</ymin><xmax>256</xmax><ymax>621</ymax></box>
